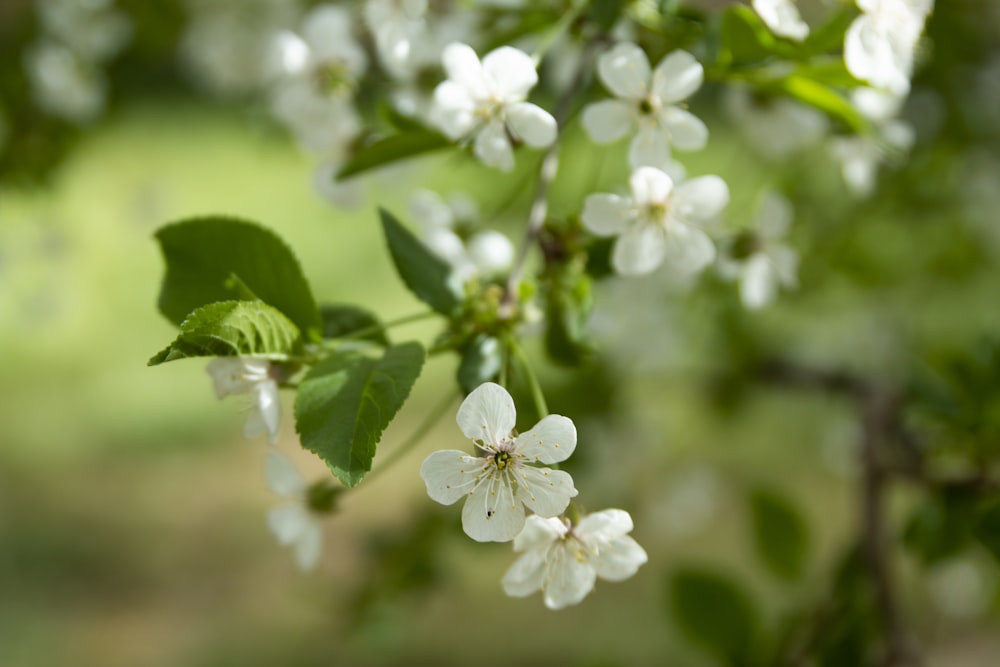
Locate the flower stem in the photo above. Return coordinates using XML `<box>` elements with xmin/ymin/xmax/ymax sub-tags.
<box><xmin>508</xmin><ymin>337</ymin><xmax>548</xmax><ymax>418</ymax></box>
<box><xmin>365</xmin><ymin>391</ymin><xmax>458</xmax><ymax>483</ymax></box>
<box><xmin>331</xmin><ymin>310</ymin><xmax>438</xmax><ymax>343</ymax></box>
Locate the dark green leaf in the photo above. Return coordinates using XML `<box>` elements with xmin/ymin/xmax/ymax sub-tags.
<box><xmin>457</xmin><ymin>335</ymin><xmax>502</xmax><ymax>393</ymax></box>
<box><xmin>974</xmin><ymin>499</ymin><xmax>1000</xmax><ymax>562</ymax></box>
<box><xmin>902</xmin><ymin>490</ymin><xmax>980</xmax><ymax>565</ymax></box>
<box><xmin>294</xmin><ymin>342</ymin><xmax>425</xmax><ymax>487</ymax></box>
<box><xmin>148</xmin><ymin>300</ymin><xmax>302</xmax><ymax>365</ymax></box>
<box><xmin>337</xmin><ymin>130</ymin><xmax>451</xmax><ymax>180</ymax></box>
<box><xmin>379</xmin><ymin>208</ymin><xmax>462</xmax><ymax>316</ymax></box>
<box><xmin>320</xmin><ymin>304</ymin><xmax>389</xmax><ymax>346</ymax></box>
<box><xmin>750</xmin><ymin>488</ymin><xmax>809</xmax><ymax>581</ymax></box>
<box><xmin>667</xmin><ymin>567</ymin><xmax>760</xmax><ymax>664</ymax></box>
<box><xmin>155</xmin><ymin>216</ymin><xmax>321</xmax><ymax>340</ymax></box>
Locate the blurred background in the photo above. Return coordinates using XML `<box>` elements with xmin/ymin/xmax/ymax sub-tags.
<box><xmin>1</xmin><ymin>1</ymin><xmax>1000</xmax><ymax>665</ymax></box>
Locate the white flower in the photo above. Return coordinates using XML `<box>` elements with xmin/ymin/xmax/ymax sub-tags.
<box><xmin>265</xmin><ymin>450</ymin><xmax>323</xmax><ymax>571</ymax></box>
<box><xmin>723</xmin><ymin>85</ymin><xmax>828</xmax><ymax>160</ymax></box>
<box><xmin>37</xmin><ymin>0</ymin><xmax>132</xmax><ymax>63</ymax></box>
<box><xmin>752</xmin><ymin>0</ymin><xmax>809</xmax><ymax>42</ymax></box>
<box><xmin>845</xmin><ymin>0</ymin><xmax>933</xmax><ymax>95</ymax></box>
<box><xmin>420</xmin><ymin>382</ymin><xmax>578</xmax><ymax>543</ymax></box>
<box><xmin>364</xmin><ymin>0</ymin><xmax>428</xmax><ymax>77</ymax></box>
<box><xmin>581</xmin><ymin>166</ymin><xmax>729</xmax><ymax>276</ymax></box>
<box><xmin>582</xmin><ymin>43</ymin><xmax>707</xmax><ymax>169</ymax></box>
<box><xmin>429</xmin><ymin>43</ymin><xmax>557</xmax><ymax>171</ymax></box>
<box><xmin>501</xmin><ymin>509</ymin><xmax>647</xmax><ymax>610</ymax></box>
<box><xmin>24</xmin><ymin>41</ymin><xmax>107</xmax><ymax>124</ymax></box>
<box><xmin>718</xmin><ymin>192</ymin><xmax>799</xmax><ymax>309</ymax></box>
<box><xmin>206</xmin><ymin>357</ymin><xmax>280</xmax><ymax>445</ymax></box>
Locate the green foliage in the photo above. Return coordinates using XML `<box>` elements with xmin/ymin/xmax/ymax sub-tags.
<box><xmin>320</xmin><ymin>304</ymin><xmax>389</xmax><ymax>346</ymax></box>
<box><xmin>544</xmin><ymin>254</ymin><xmax>596</xmax><ymax>367</ymax></box>
<box><xmin>457</xmin><ymin>334</ymin><xmax>503</xmax><ymax>393</ymax></box>
<box><xmin>337</xmin><ymin>130</ymin><xmax>451</xmax><ymax>180</ymax></box>
<box><xmin>750</xmin><ymin>487</ymin><xmax>809</xmax><ymax>581</ymax></box>
<box><xmin>975</xmin><ymin>499</ymin><xmax>1000</xmax><ymax>562</ymax></box>
<box><xmin>154</xmin><ymin>216</ymin><xmax>321</xmax><ymax>340</ymax></box>
<box><xmin>294</xmin><ymin>342</ymin><xmax>425</xmax><ymax>487</ymax></box>
<box><xmin>148</xmin><ymin>300</ymin><xmax>302</xmax><ymax>365</ymax></box>
<box><xmin>379</xmin><ymin>208</ymin><xmax>462</xmax><ymax>316</ymax></box>
<box><xmin>904</xmin><ymin>488</ymin><xmax>1000</xmax><ymax>566</ymax></box>
<box><xmin>667</xmin><ymin>567</ymin><xmax>760</xmax><ymax>665</ymax></box>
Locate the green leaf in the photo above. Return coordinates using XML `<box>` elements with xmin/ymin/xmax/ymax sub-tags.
<box><xmin>379</xmin><ymin>208</ymin><xmax>462</xmax><ymax>316</ymax></box>
<box><xmin>155</xmin><ymin>216</ymin><xmax>321</xmax><ymax>339</ymax></box>
<box><xmin>667</xmin><ymin>567</ymin><xmax>760</xmax><ymax>664</ymax></box>
<box><xmin>902</xmin><ymin>489</ymin><xmax>980</xmax><ymax>565</ymax></box>
<box><xmin>719</xmin><ymin>5</ymin><xmax>782</xmax><ymax>66</ymax></box>
<box><xmin>775</xmin><ymin>75</ymin><xmax>868</xmax><ymax>132</ymax></box>
<box><xmin>294</xmin><ymin>342</ymin><xmax>426</xmax><ymax>487</ymax></box>
<box><xmin>750</xmin><ymin>488</ymin><xmax>809</xmax><ymax>581</ymax></box>
<box><xmin>337</xmin><ymin>130</ymin><xmax>451</xmax><ymax>180</ymax></box>
<box><xmin>801</xmin><ymin>7</ymin><xmax>858</xmax><ymax>57</ymax></box>
<box><xmin>544</xmin><ymin>262</ymin><xmax>596</xmax><ymax>367</ymax></box>
<box><xmin>974</xmin><ymin>499</ymin><xmax>1000</xmax><ymax>562</ymax></box>
<box><xmin>148</xmin><ymin>300</ymin><xmax>302</xmax><ymax>365</ymax></box>
<box><xmin>457</xmin><ymin>335</ymin><xmax>502</xmax><ymax>393</ymax></box>
<box><xmin>320</xmin><ymin>304</ymin><xmax>389</xmax><ymax>346</ymax></box>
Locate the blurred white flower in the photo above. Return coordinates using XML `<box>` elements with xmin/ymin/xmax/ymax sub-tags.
<box><xmin>265</xmin><ymin>450</ymin><xmax>323</xmax><ymax>571</ymax></box>
<box><xmin>724</xmin><ymin>85</ymin><xmax>828</xmax><ymax>159</ymax></box>
<box><xmin>753</xmin><ymin>0</ymin><xmax>809</xmax><ymax>41</ymax></box>
<box><xmin>845</xmin><ymin>0</ymin><xmax>933</xmax><ymax>95</ymax></box>
<box><xmin>37</xmin><ymin>0</ymin><xmax>132</xmax><ymax>63</ymax></box>
<box><xmin>430</xmin><ymin>43</ymin><xmax>557</xmax><ymax>171</ymax></box>
<box><xmin>365</xmin><ymin>0</ymin><xmax>428</xmax><ymax>76</ymax></box>
<box><xmin>582</xmin><ymin>44</ymin><xmax>707</xmax><ymax>169</ymax></box>
<box><xmin>582</xmin><ymin>166</ymin><xmax>729</xmax><ymax>276</ymax></box>
<box><xmin>420</xmin><ymin>382</ymin><xmax>578</xmax><ymax>543</ymax></box>
<box><xmin>718</xmin><ymin>191</ymin><xmax>799</xmax><ymax>309</ymax></box>
<box><xmin>927</xmin><ymin>556</ymin><xmax>997</xmax><ymax>619</ymax></box>
<box><xmin>206</xmin><ymin>357</ymin><xmax>280</xmax><ymax>445</ymax></box>
<box><xmin>501</xmin><ymin>509</ymin><xmax>647</xmax><ymax>609</ymax></box>
<box><xmin>24</xmin><ymin>42</ymin><xmax>107</xmax><ymax>124</ymax></box>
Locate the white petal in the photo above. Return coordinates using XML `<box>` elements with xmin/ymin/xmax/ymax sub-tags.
<box><xmin>629</xmin><ymin>166</ymin><xmax>673</xmax><ymax>207</ymax></box>
<box><xmin>612</xmin><ymin>223</ymin><xmax>668</xmax><ymax>275</ymax></box>
<box><xmin>628</xmin><ymin>124</ymin><xmax>673</xmax><ymax>169</ymax></box>
<box><xmin>506</xmin><ymin>102</ymin><xmax>557</xmax><ymax>148</ymax></box>
<box><xmin>661</xmin><ymin>223</ymin><xmax>717</xmax><ymax>275</ymax></box>
<box><xmin>753</xmin><ymin>0</ymin><xmax>810</xmax><ymax>42</ymax></box>
<box><xmin>441</xmin><ymin>42</ymin><xmax>487</xmax><ymax>99</ymax></box>
<box><xmin>473</xmin><ymin>120</ymin><xmax>515</xmax><ymax>171</ymax></box>
<box><xmin>293</xmin><ymin>521</ymin><xmax>322</xmax><ymax>571</ymax></box>
<box><xmin>844</xmin><ymin>16</ymin><xmax>911</xmax><ymax>95</ymax></box>
<box><xmin>424</xmin><ymin>228</ymin><xmax>467</xmax><ymax>266</ymax></box>
<box><xmin>267</xmin><ymin>504</ymin><xmax>308</xmax><ymax>545</ymax></box>
<box><xmin>662</xmin><ymin>107</ymin><xmax>708</xmax><ymax>151</ymax></box>
<box><xmin>482</xmin><ymin>46</ymin><xmax>537</xmax><ymax>100</ymax></box>
<box><xmin>591</xmin><ymin>535</ymin><xmax>647</xmax><ymax>581</ymax></box>
<box><xmin>769</xmin><ymin>244</ymin><xmax>799</xmax><ymax>287</ymax></box>
<box><xmin>543</xmin><ymin>544</ymin><xmax>597</xmax><ymax>609</ymax></box>
<box><xmin>575</xmin><ymin>509</ymin><xmax>634</xmax><ymax>542</ymax></box>
<box><xmin>466</xmin><ymin>230</ymin><xmax>515</xmax><ymax>275</ymax></box>
<box><xmin>410</xmin><ymin>189</ymin><xmax>454</xmax><ymax>229</ymax></box>
<box><xmin>672</xmin><ymin>175</ymin><xmax>730</xmax><ymax>221</ymax></box>
<box><xmin>243</xmin><ymin>407</ymin><xmax>267</xmax><ymax>440</ymax></box>
<box><xmin>740</xmin><ymin>254</ymin><xmax>777</xmax><ymax>309</ymax></box>
<box><xmin>256</xmin><ymin>380</ymin><xmax>281</xmax><ymax>445</ymax></box>
<box><xmin>513</xmin><ymin>515</ymin><xmax>568</xmax><ymax>551</ymax></box>
<box><xmin>756</xmin><ymin>191</ymin><xmax>793</xmax><ymax>240</ymax></box>
<box><xmin>515</xmin><ymin>414</ymin><xmax>577</xmax><ymax>464</ymax></box>
<box><xmin>265</xmin><ymin>450</ymin><xmax>306</xmax><ymax>498</ymax></box>
<box><xmin>651</xmin><ymin>50</ymin><xmax>703</xmax><ymax>104</ymax></box>
<box><xmin>517</xmin><ymin>467</ymin><xmax>578</xmax><ymax>517</ymax></box>
<box><xmin>581</xmin><ymin>100</ymin><xmax>633</xmax><ymax>144</ymax></box>
<box><xmin>302</xmin><ymin>5</ymin><xmax>352</xmax><ymax>46</ymax></box>
<box><xmin>502</xmin><ymin>549</ymin><xmax>549</xmax><ymax>598</ymax></box>
<box><xmin>597</xmin><ymin>42</ymin><xmax>651</xmax><ymax>100</ymax></box>
<box><xmin>462</xmin><ymin>474</ymin><xmax>525</xmax><ymax>542</ymax></box>
<box><xmin>420</xmin><ymin>450</ymin><xmax>485</xmax><ymax>505</ymax></box>
<box><xmin>431</xmin><ymin>81</ymin><xmax>476</xmax><ymax>139</ymax></box>
<box><xmin>581</xmin><ymin>194</ymin><xmax>633</xmax><ymax>237</ymax></box>
<box><xmin>456</xmin><ymin>382</ymin><xmax>517</xmax><ymax>445</ymax></box>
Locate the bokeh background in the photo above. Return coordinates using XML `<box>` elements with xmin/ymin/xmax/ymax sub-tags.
<box><xmin>2</xmin><ymin>1</ymin><xmax>1000</xmax><ymax>665</ymax></box>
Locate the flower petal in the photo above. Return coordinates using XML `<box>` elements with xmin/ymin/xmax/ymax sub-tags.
<box><xmin>441</xmin><ymin>42</ymin><xmax>487</xmax><ymax>99</ymax></box>
<box><xmin>506</xmin><ymin>102</ymin><xmax>556</xmax><ymax>148</ymax></box>
<box><xmin>543</xmin><ymin>544</ymin><xmax>597</xmax><ymax>609</ymax></box>
<box><xmin>576</xmin><ymin>509</ymin><xmax>634</xmax><ymax>542</ymax></box>
<box><xmin>651</xmin><ymin>50</ymin><xmax>703</xmax><ymax>104</ymax></box>
<box><xmin>420</xmin><ymin>449</ymin><xmax>485</xmax><ymax>505</ymax></box>
<box><xmin>462</xmin><ymin>473</ymin><xmax>525</xmax><ymax>542</ymax></box>
<box><xmin>628</xmin><ymin>125</ymin><xmax>673</xmax><ymax>169</ymax></box>
<box><xmin>597</xmin><ymin>42</ymin><xmax>651</xmax><ymax>100</ymax></box>
<box><xmin>515</xmin><ymin>414</ymin><xmax>577</xmax><ymax>464</ymax></box>
<box><xmin>501</xmin><ymin>549</ymin><xmax>548</xmax><ymax>598</ymax></box>
<box><xmin>662</xmin><ymin>107</ymin><xmax>708</xmax><ymax>151</ymax></box>
<box><xmin>582</xmin><ymin>193</ymin><xmax>633</xmax><ymax>237</ymax></box>
<box><xmin>517</xmin><ymin>467</ymin><xmax>577</xmax><ymax>518</ymax></box>
<box><xmin>293</xmin><ymin>521</ymin><xmax>322</xmax><ymax>571</ymax></box>
<box><xmin>769</xmin><ymin>244</ymin><xmax>799</xmax><ymax>287</ymax></box>
<box><xmin>661</xmin><ymin>223</ymin><xmax>716</xmax><ymax>275</ymax></box>
<box><xmin>265</xmin><ymin>450</ymin><xmax>306</xmax><ymax>498</ymax></box>
<box><xmin>256</xmin><ymin>380</ymin><xmax>281</xmax><ymax>444</ymax></box>
<box><xmin>456</xmin><ymin>381</ymin><xmax>517</xmax><ymax>445</ymax></box>
<box><xmin>431</xmin><ymin>81</ymin><xmax>476</xmax><ymax>140</ymax></box>
<box><xmin>591</xmin><ymin>535</ymin><xmax>647</xmax><ymax>581</ymax></box>
<box><xmin>581</xmin><ymin>100</ymin><xmax>633</xmax><ymax>144</ymax></box>
<box><xmin>482</xmin><ymin>46</ymin><xmax>537</xmax><ymax>100</ymax></box>
<box><xmin>513</xmin><ymin>515</ymin><xmax>568</xmax><ymax>552</ymax></box>
<box><xmin>612</xmin><ymin>223</ymin><xmax>668</xmax><ymax>275</ymax></box>
<box><xmin>473</xmin><ymin>120</ymin><xmax>515</xmax><ymax>171</ymax></box>
<box><xmin>672</xmin><ymin>175</ymin><xmax>730</xmax><ymax>221</ymax></box>
<box><xmin>756</xmin><ymin>191</ymin><xmax>793</xmax><ymax>240</ymax></box>
<box><xmin>629</xmin><ymin>166</ymin><xmax>673</xmax><ymax>207</ymax></box>
<box><xmin>466</xmin><ymin>230</ymin><xmax>515</xmax><ymax>275</ymax></box>
<box><xmin>267</xmin><ymin>504</ymin><xmax>308</xmax><ymax>545</ymax></box>
<box><xmin>741</xmin><ymin>253</ymin><xmax>777</xmax><ymax>309</ymax></box>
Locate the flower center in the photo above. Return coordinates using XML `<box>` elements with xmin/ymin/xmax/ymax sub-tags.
<box><xmin>638</xmin><ymin>95</ymin><xmax>659</xmax><ymax>117</ymax></box>
<box><xmin>493</xmin><ymin>450</ymin><xmax>514</xmax><ymax>470</ymax></box>
<box><xmin>312</xmin><ymin>60</ymin><xmax>354</xmax><ymax>96</ymax></box>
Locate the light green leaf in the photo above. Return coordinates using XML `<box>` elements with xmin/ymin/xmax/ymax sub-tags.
<box><xmin>776</xmin><ymin>75</ymin><xmax>868</xmax><ymax>132</ymax></box>
<box><xmin>294</xmin><ymin>342</ymin><xmax>426</xmax><ymax>487</ymax></box>
<box><xmin>719</xmin><ymin>5</ymin><xmax>783</xmax><ymax>66</ymax></box>
<box><xmin>667</xmin><ymin>567</ymin><xmax>760</xmax><ymax>664</ymax></box>
<box><xmin>379</xmin><ymin>208</ymin><xmax>462</xmax><ymax>316</ymax></box>
<box><xmin>155</xmin><ymin>216</ymin><xmax>321</xmax><ymax>340</ymax></box>
<box><xmin>337</xmin><ymin>130</ymin><xmax>451</xmax><ymax>180</ymax></box>
<box><xmin>148</xmin><ymin>300</ymin><xmax>302</xmax><ymax>366</ymax></box>
<box><xmin>750</xmin><ymin>488</ymin><xmax>809</xmax><ymax>581</ymax></box>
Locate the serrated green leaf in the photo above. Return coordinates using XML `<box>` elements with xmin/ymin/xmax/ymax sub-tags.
<box><xmin>667</xmin><ymin>567</ymin><xmax>760</xmax><ymax>664</ymax></box>
<box><xmin>750</xmin><ymin>488</ymin><xmax>809</xmax><ymax>581</ymax></box>
<box><xmin>320</xmin><ymin>304</ymin><xmax>389</xmax><ymax>346</ymax></box>
<box><xmin>155</xmin><ymin>216</ymin><xmax>321</xmax><ymax>340</ymax></box>
<box><xmin>294</xmin><ymin>342</ymin><xmax>425</xmax><ymax>487</ymax></box>
<box><xmin>379</xmin><ymin>208</ymin><xmax>462</xmax><ymax>316</ymax></box>
<box><xmin>148</xmin><ymin>300</ymin><xmax>302</xmax><ymax>365</ymax></box>
<box><xmin>457</xmin><ymin>335</ymin><xmax>502</xmax><ymax>393</ymax></box>
<box><xmin>337</xmin><ymin>130</ymin><xmax>451</xmax><ymax>180</ymax></box>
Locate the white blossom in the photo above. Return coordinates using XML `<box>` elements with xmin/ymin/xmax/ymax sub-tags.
<box><xmin>845</xmin><ymin>0</ymin><xmax>933</xmax><ymax>95</ymax></box>
<box><xmin>420</xmin><ymin>382</ymin><xmax>578</xmax><ymax>543</ymax></box>
<box><xmin>752</xmin><ymin>0</ymin><xmax>809</xmax><ymax>42</ymax></box>
<box><xmin>501</xmin><ymin>509</ymin><xmax>647</xmax><ymax>610</ymax></box>
<box><xmin>265</xmin><ymin>450</ymin><xmax>323</xmax><ymax>571</ymax></box>
<box><xmin>582</xmin><ymin>43</ymin><xmax>708</xmax><ymax>169</ymax></box>
<box><xmin>37</xmin><ymin>0</ymin><xmax>132</xmax><ymax>63</ymax></box>
<box><xmin>429</xmin><ymin>43</ymin><xmax>557</xmax><ymax>171</ymax></box>
<box><xmin>723</xmin><ymin>85</ymin><xmax>828</xmax><ymax>159</ymax></box>
<box><xmin>24</xmin><ymin>42</ymin><xmax>107</xmax><ymax>124</ymax></box>
<box><xmin>830</xmin><ymin>88</ymin><xmax>915</xmax><ymax>196</ymax></box>
<box><xmin>364</xmin><ymin>0</ymin><xmax>428</xmax><ymax>77</ymax></box>
<box><xmin>206</xmin><ymin>357</ymin><xmax>280</xmax><ymax>445</ymax></box>
<box><xmin>718</xmin><ymin>192</ymin><xmax>799</xmax><ymax>309</ymax></box>
<box><xmin>581</xmin><ymin>166</ymin><xmax>729</xmax><ymax>276</ymax></box>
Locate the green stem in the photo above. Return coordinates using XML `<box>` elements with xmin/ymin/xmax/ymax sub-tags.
<box><xmin>365</xmin><ymin>391</ymin><xmax>458</xmax><ymax>483</ymax></box>
<box><xmin>331</xmin><ymin>310</ymin><xmax>437</xmax><ymax>343</ymax></box>
<box><xmin>508</xmin><ymin>337</ymin><xmax>548</xmax><ymax>418</ymax></box>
